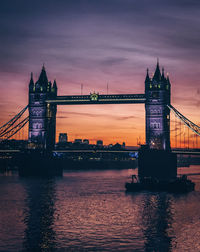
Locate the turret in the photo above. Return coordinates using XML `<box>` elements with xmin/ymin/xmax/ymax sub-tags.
<box><xmin>28</xmin><ymin>66</ymin><xmax>58</xmax><ymax>150</ymax></box>
<box><xmin>145</xmin><ymin>68</ymin><xmax>150</xmax><ymax>83</ymax></box>
<box><xmin>161</xmin><ymin>68</ymin><xmax>165</xmax><ymax>81</ymax></box>
<box><xmin>52</xmin><ymin>80</ymin><xmax>57</xmax><ymax>95</ymax></box>
<box><xmin>29</xmin><ymin>72</ymin><xmax>34</xmax><ymax>92</ymax></box>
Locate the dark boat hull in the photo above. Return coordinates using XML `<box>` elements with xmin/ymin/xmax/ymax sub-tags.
<box><xmin>125</xmin><ymin>177</ymin><xmax>195</xmax><ymax>193</ymax></box>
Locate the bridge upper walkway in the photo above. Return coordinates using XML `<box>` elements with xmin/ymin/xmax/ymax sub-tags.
<box><xmin>46</xmin><ymin>94</ymin><xmax>146</xmax><ymax>105</ymax></box>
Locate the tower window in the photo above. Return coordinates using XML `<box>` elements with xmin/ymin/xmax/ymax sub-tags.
<box><xmin>34</xmin><ymin>94</ymin><xmax>40</xmax><ymax>101</ymax></box>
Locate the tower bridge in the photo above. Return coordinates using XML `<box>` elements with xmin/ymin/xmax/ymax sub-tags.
<box><xmin>27</xmin><ymin>61</ymin><xmax>172</xmax><ymax>150</ymax></box>
<box><xmin>1</xmin><ymin>61</ymin><xmax>200</xmax><ymax>151</ymax></box>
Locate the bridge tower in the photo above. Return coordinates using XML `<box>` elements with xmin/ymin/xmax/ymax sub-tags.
<box><xmin>145</xmin><ymin>61</ymin><xmax>171</xmax><ymax>150</ymax></box>
<box><xmin>28</xmin><ymin>66</ymin><xmax>57</xmax><ymax>149</ymax></box>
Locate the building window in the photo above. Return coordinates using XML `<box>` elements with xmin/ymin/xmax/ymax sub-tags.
<box><xmin>34</xmin><ymin>94</ymin><xmax>40</xmax><ymax>101</ymax></box>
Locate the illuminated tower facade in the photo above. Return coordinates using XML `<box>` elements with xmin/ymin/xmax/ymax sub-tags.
<box><xmin>28</xmin><ymin>66</ymin><xmax>57</xmax><ymax>149</ymax></box>
<box><xmin>145</xmin><ymin>62</ymin><xmax>171</xmax><ymax>150</ymax></box>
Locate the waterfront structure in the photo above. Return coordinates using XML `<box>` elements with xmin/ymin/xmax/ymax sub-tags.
<box><xmin>2</xmin><ymin>61</ymin><xmax>200</xmax><ymax>151</ymax></box>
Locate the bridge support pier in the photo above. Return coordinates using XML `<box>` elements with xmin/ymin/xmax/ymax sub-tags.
<box><xmin>138</xmin><ymin>146</ymin><xmax>177</xmax><ymax>181</ymax></box>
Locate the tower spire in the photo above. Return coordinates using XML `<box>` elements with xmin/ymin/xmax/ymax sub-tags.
<box><xmin>153</xmin><ymin>59</ymin><xmax>161</xmax><ymax>81</ymax></box>
<box><xmin>166</xmin><ymin>73</ymin><xmax>170</xmax><ymax>84</ymax></box>
<box><xmin>38</xmin><ymin>65</ymin><xmax>48</xmax><ymax>87</ymax></box>
<box><xmin>145</xmin><ymin>68</ymin><xmax>150</xmax><ymax>82</ymax></box>
<box><xmin>161</xmin><ymin>67</ymin><xmax>165</xmax><ymax>81</ymax></box>
<box><xmin>52</xmin><ymin>79</ymin><xmax>57</xmax><ymax>94</ymax></box>
<box><xmin>29</xmin><ymin>72</ymin><xmax>34</xmax><ymax>91</ymax></box>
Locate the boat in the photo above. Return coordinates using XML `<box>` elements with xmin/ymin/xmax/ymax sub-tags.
<box><xmin>125</xmin><ymin>175</ymin><xmax>195</xmax><ymax>193</ymax></box>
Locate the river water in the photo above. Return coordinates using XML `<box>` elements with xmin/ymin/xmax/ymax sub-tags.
<box><xmin>1</xmin><ymin>166</ymin><xmax>200</xmax><ymax>251</ymax></box>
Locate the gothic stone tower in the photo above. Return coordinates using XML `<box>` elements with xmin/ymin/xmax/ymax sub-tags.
<box><xmin>145</xmin><ymin>61</ymin><xmax>171</xmax><ymax>150</ymax></box>
<box><xmin>28</xmin><ymin>66</ymin><xmax>57</xmax><ymax>149</ymax></box>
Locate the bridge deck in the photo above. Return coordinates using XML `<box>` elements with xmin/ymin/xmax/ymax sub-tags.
<box><xmin>0</xmin><ymin>149</ymin><xmax>200</xmax><ymax>155</ymax></box>
<box><xmin>46</xmin><ymin>94</ymin><xmax>146</xmax><ymax>105</ymax></box>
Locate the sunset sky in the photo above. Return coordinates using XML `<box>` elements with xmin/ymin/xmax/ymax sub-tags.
<box><xmin>0</xmin><ymin>0</ymin><xmax>200</xmax><ymax>146</ymax></box>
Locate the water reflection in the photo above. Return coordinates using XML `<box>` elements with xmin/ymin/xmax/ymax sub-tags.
<box><xmin>135</xmin><ymin>192</ymin><xmax>173</xmax><ymax>251</ymax></box>
<box><xmin>1</xmin><ymin>168</ymin><xmax>200</xmax><ymax>251</ymax></box>
<box><xmin>22</xmin><ymin>178</ymin><xmax>56</xmax><ymax>251</ymax></box>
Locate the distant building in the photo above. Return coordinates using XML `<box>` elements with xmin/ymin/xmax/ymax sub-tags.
<box><xmin>122</xmin><ymin>142</ymin><xmax>126</xmax><ymax>148</ymax></box>
<box><xmin>96</xmin><ymin>140</ymin><xmax>103</xmax><ymax>146</ymax></box>
<box><xmin>74</xmin><ymin>139</ymin><xmax>82</xmax><ymax>144</ymax></box>
<box><xmin>83</xmin><ymin>139</ymin><xmax>89</xmax><ymax>145</ymax></box>
<box><xmin>112</xmin><ymin>143</ymin><xmax>122</xmax><ymax>150</ymax></box>
<box><xmin>59</xmin><ymin>133</ymin><xmax>68</xmax><ymax>143</ymax></box>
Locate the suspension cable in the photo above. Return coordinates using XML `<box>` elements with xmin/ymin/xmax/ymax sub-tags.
<box><xmin>1</xmin><ymin>116</ymin><xmax>29</xmax><ymax>138</ymax></box>
<box><xmin>0</xmin><ymin>105</ymin><xmax>28</xmax><ymax>131</ymax></box>
<box><xmin>168</xmin><ymin>104</ymin><xmax>200</xmax><ymax>136</ymax></box>
<box><xmin>5</xmin><ymin>118</ymin><xmax>29</xmax><ymax>140</ymax></box>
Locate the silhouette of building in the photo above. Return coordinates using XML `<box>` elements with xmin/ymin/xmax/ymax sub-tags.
<box><xmin>59</xmin><ymin>133</ymin><xmax>68</xmax><ymax>143</ymax></box>
<box><xmin>145</xmin><ymin>61</ymin><xmax>171</xmax><ymax>150</ymax></box>
<box><xmin>83</xmin><ymin>139</ymin><xmax>89</xmax><ymax>145</ymax></box>
<box><xmin>96</xmin><ymin>140</ymin><xmax>103</xmax><ymax>146</ymax></box>
<box><xmin>74</xmin><ymin>139</ymin><xmax>82</xmax><ymax>144</ymax></box>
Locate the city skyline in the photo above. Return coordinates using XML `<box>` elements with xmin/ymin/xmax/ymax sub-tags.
<box><xmin>0</xmin><ymin>0</ymin><xmax>200</xmax><ymax>146</ymax></box>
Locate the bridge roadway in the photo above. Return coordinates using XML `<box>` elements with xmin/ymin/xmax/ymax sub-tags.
<box><xmin>45</xmin><ymin>94</ymin><xmax>146</xmax><ymax>105</ymax></box>
<box><xmin>54</xmin><ymin>149</ymin><xmax>200</xmax><ymax>155</ymax></box>
<box><xmin>1</xmin><ymin>149</ymin><xmax>200</xmax><ymax>155</ymax></box>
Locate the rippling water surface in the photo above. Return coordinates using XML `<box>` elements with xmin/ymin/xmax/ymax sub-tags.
<box><xmin>1</xmin><ymin>166</ymin><xmax>200</xmax><ymax>251</ymax></box>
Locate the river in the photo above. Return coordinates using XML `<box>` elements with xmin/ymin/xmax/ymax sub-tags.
<box><xmin>0</xmin><ymin>166</ymin><xmax>200</xmax><ymax>251</ymax></box>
